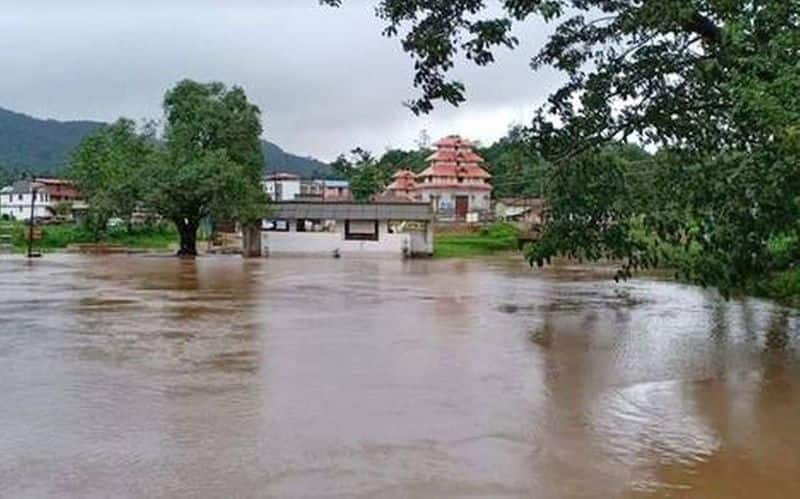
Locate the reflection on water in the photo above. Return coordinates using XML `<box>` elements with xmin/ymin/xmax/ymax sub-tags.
<box><xmin>0</xmin><ymin>255</ymin><xmax>798</xmax><ymax>498</ymax></box>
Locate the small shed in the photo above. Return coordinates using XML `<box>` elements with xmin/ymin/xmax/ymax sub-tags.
<box><xmin>494</xmin><ymin>197</ymin><xmax>546</xmax><ymax>228</ymax></box>
<box><xmin>262</xmin><ymin>201</ymin><xmax>434</xmax><ymax>257</ymax></box>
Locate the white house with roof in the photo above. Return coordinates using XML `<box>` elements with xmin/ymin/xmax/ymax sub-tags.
<box><xmin>262</xmin><ymin>173</ymin><xmax>302</xmax><ymax>201</ymax></box>
<box><xmin>261</xmin><ymin>201</ymin><xmax>433</xmax><ymax>257</ymax></box>
<box><xmin>0</xmin><ymin>181</ymin><xmax>53</xmax><ymax>220</ymax></box>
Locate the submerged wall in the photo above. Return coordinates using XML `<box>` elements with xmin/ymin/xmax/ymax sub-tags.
<box><xmin>261</xmin><ymin>220</ymin><xmax>433</xmax><ymax>257</ymax></box>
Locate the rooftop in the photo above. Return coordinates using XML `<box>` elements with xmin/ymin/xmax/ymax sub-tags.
<box><xmin>322</xmin><ymin>180</ymin><xmax>349</xmax><ymax>188</ymax></box>
<box><xmin>268</xmin><ymin>201</ymin><xmax>433</xmax><ymax>221</ymax></box>
<box><xmin>264</xmin><ymin>172</ymin><xmax>301</xmax><ymax>181</ymax></box>
<box><xmin>3</xmin><ymin>180</ymin><xmax>43</xmax><ymax>194</ymax></box>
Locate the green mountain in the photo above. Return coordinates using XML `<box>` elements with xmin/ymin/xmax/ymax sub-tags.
<box><xmin>0</xmin><ymin>107</ymin><xmax>104</xmax><ymax>172</ymax></box>
<box><xmin>0</xmin><ymin>106</ymin><xmax>331</xmax><ymax>178</ymax></box>
<box><xmin>260</xmin><ymin>141</ymin><xmax>331</xmax><ymax>178</ymax></box>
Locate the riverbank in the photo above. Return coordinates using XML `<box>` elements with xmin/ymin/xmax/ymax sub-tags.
<box><xmin>747</xmin><ymin>268</ymin><xmax>800</xmax><ymax>307</ymax></box>
<box><xmin>0</xmin><ymin>221</ymin><xmax>179</xmax><ymax>253</ymax></box>
<box><xmin>433</xmin><ymin>222</ymin><xmax>520</xmax><ymax>258</ymax></box>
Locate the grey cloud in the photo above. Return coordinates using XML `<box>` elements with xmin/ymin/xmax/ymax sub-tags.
<box><xmin>0</xmin><ymin>0</ymin><xmax>564</xmax><ymax>161</ymax></box>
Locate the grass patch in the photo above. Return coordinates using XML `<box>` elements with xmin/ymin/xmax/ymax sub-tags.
<box><xmin>105</xmin><ymin>225</ymin><xmax>178</xmax><ymax>249</ymax></box>
<box><xmin>434</xmin><ymin>223</ymin><xmax>520</xmax><ymax>258</ymax></box>
<box><xmin>2</xmin><ymin>221</ymin><xmax>178</xmax><ymax>252</ymax></box>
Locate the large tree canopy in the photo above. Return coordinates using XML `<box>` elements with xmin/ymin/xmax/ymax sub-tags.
<box><xmin>67</xmin><ymin>118</ymin><xmax>155</xmax><ymax>239</ymax></box>
<box><xmin>323</xmin><ymin>0</ymin><xmax>800</xmax><ymax>295</ymax></box>
<box><xmin>69</xmin><ymin>80</ymin><xmax>269</xmax><ymax>256</ymax></box>
<box><xmin>153</xmin><ymin>80</ymin><xmax>268</xmax><ymax>256</ymax></box>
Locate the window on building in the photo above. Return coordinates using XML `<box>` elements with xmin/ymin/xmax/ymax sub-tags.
<box><xmin>296</xmin><ymin>219</ymin><xmax>332</xmax><ymax>232</ymax></box>
<box><xmin>18</xmin><ymin>194</ymin><xmax>23</xmax><ymax>201</ymax></box>
<box><xmin>263</xmin><ymin>219</ymin><xmax>290</xmax><ymax>231</ymax></box>
<box><xmin>345</xmin><ymin>220</ymin><xmax>379</xmax><ymax>241</ymax></box>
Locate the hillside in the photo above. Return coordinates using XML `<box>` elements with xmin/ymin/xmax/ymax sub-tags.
<box><xmin>0</xmin><ymin>107</ymin><xmax>104</xmax><ymax>172</ymax></box>
<box><xmin>261</xmin><ymin>141</ymin><xmax>331</xmax><ymax>178</ymax></box>
<box><xmin>0</xmin><ymin>106</ymin><xmax>331</xmax><ymax>178</ymax></box>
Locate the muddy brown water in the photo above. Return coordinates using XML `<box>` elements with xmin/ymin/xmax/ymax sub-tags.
<box><xmin>0</xmin><ymin>255</ymin><xmax>798</xmax><ymax>498</ymax></box>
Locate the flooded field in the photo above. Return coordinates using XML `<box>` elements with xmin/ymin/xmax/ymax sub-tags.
<box><xmin>0</xmin><ymin>255</ymin><xmax>798</xmax><ymax>498</ymax></box>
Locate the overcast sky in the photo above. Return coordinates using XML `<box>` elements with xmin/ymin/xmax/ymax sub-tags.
<box><xmin>0</xmin><ymin>0</ymin><xmax>563</xmax><ymax>161</ymax></box>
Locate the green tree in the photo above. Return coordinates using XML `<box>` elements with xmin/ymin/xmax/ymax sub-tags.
<box><xmin>148</xmin><ymin>80</ymin><xmax>268</xmax><ymax>256</ymax></box>
<box><xmin>332</xmin><ymin>148</ymin><xmax>385</xmax><ymax>201</ymax></box>
<box><xmin>323</xmin><ymin>1</ymin><xmax>800</xmax><ymax>295</ymax></box>
<box><xmin>376</xmin><ymin>148</ymin><xmax>430</xmax><ymax>174</ymax></box>
<box><xmin>480</xmin><ymin>126</ymin><xmax>550</xmax><ymax>199</ymax></box>
<box><xmin>67</xmin><ymin>118</ymin><xmax>154</xmax><ymax>240</ymax></box>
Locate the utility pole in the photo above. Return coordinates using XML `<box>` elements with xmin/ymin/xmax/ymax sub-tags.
<box><xmin>27</xmin><ymin>182</ymin><xmax>37</xmax><ymax>258</ymax></box>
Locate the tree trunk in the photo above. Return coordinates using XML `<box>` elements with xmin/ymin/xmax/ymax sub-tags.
<box><xmin>175</xmin><ymin>218</ymin><xmax>199</xmax><ymax>257</ymax></box>
<box><xmin>241</xmin><ymin>223</ymin><xmax>262</xmax><ymax>258</ymax></box>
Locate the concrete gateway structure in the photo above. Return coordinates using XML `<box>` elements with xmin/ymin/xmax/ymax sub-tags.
<box><xmin>261</xmin><ymin>201</ymin><xmax>434</xmax><ymax>257</ymax></box>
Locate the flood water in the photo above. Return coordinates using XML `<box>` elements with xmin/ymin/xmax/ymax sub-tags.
<box><xmin>0</xmin><ymin>255</ymin><xmax>798</xmax><ymax>498</ymax></box>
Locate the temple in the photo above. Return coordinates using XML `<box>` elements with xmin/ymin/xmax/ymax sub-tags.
<box><xmin>384</xmin><ymin>135</ymin><xmax>493</xmax><ymax>220</ymax></box>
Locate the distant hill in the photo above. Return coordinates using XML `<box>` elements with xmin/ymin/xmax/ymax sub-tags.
<box><xmin>261</xmin><ymin>141</ymin><xmax>331</xmax><ymax>178</ymax></box>
<box><xmin>0</xmin><ymin>106</ymin><xmax>331</xmax><ymax>178</ymax></box>
<box><xmin>0</xmin><ymin>107</ymin><xmax>104</xmax><ymax>172</ymax></box>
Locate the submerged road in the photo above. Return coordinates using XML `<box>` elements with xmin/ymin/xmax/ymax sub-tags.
<box><xmin>0</xmin><ymin>255</ymin><xmax>798</xmax><ymax>498</ymax></box>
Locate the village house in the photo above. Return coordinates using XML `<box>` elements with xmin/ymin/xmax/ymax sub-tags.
<box><xmin>322</xmin><ymin>180</ymin><xmax>350</xmax><ymax>200</ymax></box>
<box><xmin>0</xmin><ymin>181</ymin><xmax>51</xmax><ymax>220</ymax></box>
<box><xmin>262</xmin><ymin>172</ymin><xmax>301</xmax><ymax>201</ymax></box>
<box><xmin>0</xmin><ymin>177</ymin><xmax>84</xmax><ymax>221</ymax></box>
<box><xmin>298</xmin><ymin>179</ymin><xmax>352</xmax><ymax>201</ymax></box>
<box><xmin>261</xmin><ymin>201</ymin><xmax>433</xmax><ymax>257</ymax></box>
<box><xmin>35</xmin><ymin>177</ymin><xmax>82</xmax><ymax>204</ymax></box>
<box><xmin>383</xmin><ymin>135</ymin><xmax>493</xmax><ymax>221</ymax></box>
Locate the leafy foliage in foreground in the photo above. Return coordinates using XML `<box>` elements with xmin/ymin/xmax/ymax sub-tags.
<box><xmin>324</xmin><ymin>0</ymin><xmax>800</xmax><ymax>296</ymax></box>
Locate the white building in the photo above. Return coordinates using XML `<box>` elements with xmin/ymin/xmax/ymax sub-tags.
<box><xmin>261</xmin><ymin>201</ymin><xmax>434</xmax><ymax>257</ymax></box>
<box><xmin>298</xmin><ymin>179</ymin><xmax>352</xmax><ymax>201</ymax></box>
<box><xmin>262</xmin><ymin>173</ymin><xmax>301</xmax><ymax>201</ymax></box>
<box><xmin>0</xmin><ymin>181</ymin><xmax>53</xmax><ymax>220</ymax></box>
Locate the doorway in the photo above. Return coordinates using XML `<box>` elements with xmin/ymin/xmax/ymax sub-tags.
<box><xmin>455</xmin><ymin>195</ymin><xmax>469</xmax><ymax>219</ymax></box>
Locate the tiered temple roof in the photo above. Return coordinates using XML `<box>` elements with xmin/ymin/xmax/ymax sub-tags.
<box><xmin>382</xmin><ymin>135</ymin><xmax>494</xmax><ymax>197</ymax></box>
<box><xmin>386</xmin><ymin>169</ymin><xmax>418</xmax><ymax>194</ymax></box>
<box><xmin>416</xmin><ymin>135</ymin><xmax>492</xmax><ymax>189</ymax></box>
